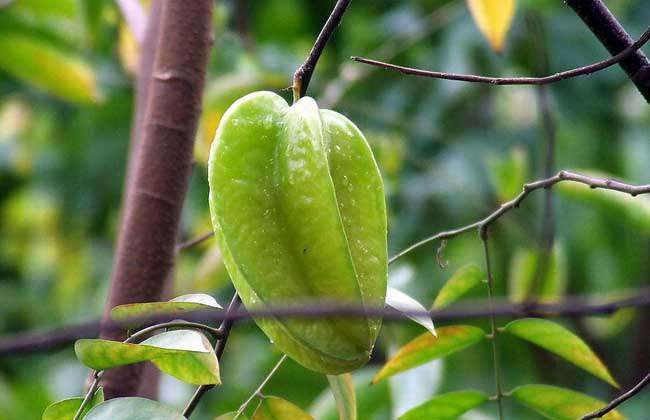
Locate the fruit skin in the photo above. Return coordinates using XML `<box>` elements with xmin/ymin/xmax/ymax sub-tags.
<box><xmin>208</xmin><ymin>91</ymin><xmax>387</xmax><ymax>374</ymax></box>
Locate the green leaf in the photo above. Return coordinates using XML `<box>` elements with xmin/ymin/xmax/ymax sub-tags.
<box><xmin>512</xmin><ymin>384</ymin><xmax>625</xmax><ymax>420</ymax></box>
<box><xmin>504</xmin><ymin>318</ymin><xmax>618</xmax><ymax>387</ymax></box>
<box><xmin>557</xmin><ymin>169</ymin><xmax>650</xmax><ymax>234</ymax></box>
<box><xmin>310</xmin><ymin>369</ymin><xmax>390</xmax><ymax>420</ymax></box>
<box><xmin>85</xmin><ymin>397</ymin><xmax>186</xmax><ymax>420</ymax></box>
<box><xmin>215</xmin><ymin>413</ymin><xmax>249</xmax><ymax>420</ymax></box>
<box><xmin>372</xmin><ymin>325</ymin><xmax>485</xmax><ymax>383</ymax></box>
<box><xmin>488</xmin><ymin>147</ymin><xmax>528</xmax><ymax>202</ymax></box>
<box><xmin>110</xmin><ymin>293</ymin><xmax>222</xmax><ymax>323</ymax></box>
<box><xmin>539</xmin><ymin>243</ymin><xmax>567</xmax><ymax>302</ymax></box>
<box><xmin>432</xmin><ymin>264</ymin><xmax>484</xmax><ymax>309</ymax></box>
<box><xmin>398</xmin><ymin>390</ymin><xmax>489</xmax><ymax>420</ymax></box>
<box><xmin>252</xmin><ymin>396</ymin><xmax>314</xmax><ymax>420</ymax></box>
<box><xmin>0</xmin><ymin>34</ymin><xmax>101</xmax><ymax>104</ymax></box>
<box><xmin>508</xmin><ymin>245</ymin><xmax>567</xmax><ymax>303</ymax></box>
<box><xmin>42</xmin><ymin>388</ymin><xmax>104</xmax><ymax>420</ymax></box>
<box><xmin>75</xmin><ymin>330</ymin><xmax>220</xmax><ymax>385</ymax></box>
<box><xmin>386</xmin><ymin>287</ymin><xmax>435</xmax><ymax>336</ymax></box>
<box><xmin>327</xmin><ymin>374</ymin><xmax>356</xmax><ymax>420</ymax></box>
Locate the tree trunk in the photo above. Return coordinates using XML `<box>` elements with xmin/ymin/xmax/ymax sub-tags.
<box><xmin>99</xmin><ymin>0</ymin><xmax>214</xmax><ymax>399</ymax></box>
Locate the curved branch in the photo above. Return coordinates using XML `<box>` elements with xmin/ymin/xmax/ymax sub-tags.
<box><xmin>350</xmin><ymin>27</ymin><xmax>650</xmax><ymax>86</ymax></box>
<box><xmin>580</xmin><ymin>371</ymin><xmax>650</xmax><ymax>419</ymax></box>
<box><xmin>388</xmin><ymin>170</ymin><xmax>650</xmax><ymax>263</ymax></box>
<box><xmin>566</xmin><ymin>0</ymin><xmax>650</xmax><ymax>102</ymax></box>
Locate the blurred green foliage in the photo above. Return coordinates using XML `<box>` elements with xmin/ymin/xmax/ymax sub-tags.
<box><xmin>0</xmin><ymin>0</ymin><xmax>649</xmax><ymax>419</ymax></box>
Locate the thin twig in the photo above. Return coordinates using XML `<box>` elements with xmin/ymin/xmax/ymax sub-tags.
<box><xmin>388</xmin><ymin>170</ymin><xmax>650</xmax><ymax>264</ymax></box>
<box><xmin>235</xmin><ymin>354</ymin><xmax>287</xmax><ymax>419</ymax></box>
<box><xmin>3</xmin><ymin>172</ymin><xmax>650</xmax><ymax>357</ymax></box>
<box><xmin>482</xmin><ymin>231</ymin><xmax>504</xmax><ymax>420</ymax></box>
<box><xmin>115</xmin><ymin>0</ymin><xmax>147</xmax><ymax>44</ymax></box>
<box><xmin>319</xmin><ymin>2</ymin><xmax>461</xmax><ymax>108</ymax></box>
<box><xmin>176</xmin><ymin>231</ymin><xmax>214</xmax><ymax>252</ymax></box>
<box><xmin>73</xmin><ymin>371</ymin><xmax>103</xmax><ymax>420</ymax></box>
<box><xmin>293</xmin><ymin>0</ymin><xmax>352</xmax><ymax>101</ymax></box>
<box><xmin>350</xmin><ymin>27</ymin><xmax>650</xmax><ymax>86</ymax></box>
<box><xmin>183</xmin><ymin>292</ymin><xmax>241</xmax><ymax>417</ymax></box>
<box><xmin>580</xmin><ymin>371</ymin><xmax>650</xmax><ymax>419</ymax></box>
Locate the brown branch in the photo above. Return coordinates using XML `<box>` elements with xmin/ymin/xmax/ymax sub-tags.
<box><xmin>389</xmin><ymin>170</ymin><xmax>650</xmax><ymax>263</ymax></box>
<box><xmin>292</xmin><ymin>0</ymin><xmax>352</xmax><ymax>101</ymax></box>
<box><xmin>2</xmin><ymin>287</ymin><xmax>650</xmax><ymax>358</ymax></box>
<box><xmin>580</xmin><ymin>371</ymin><xmax>650</xmax><ymax>419</ymax></box>
<box><xmin>99</xmin><ymin>0</ymin><xmax>214</xmax><ymax>399</ymax></box>
<box><xmin>183</xmin><ymin>293</ymin><xmax>241</xmax><ymax>417</ymax></box>
<box><xmin>350</xmin><ymin>27</ymin><xmax>650</xmax><ymax>86</ymax></box>
<box><xmin>319</xmin><ymin>2</ymin><xmax>461</xmax><ymax>108</ymax></box>
<box><xmin>566</xmin><ymin>0</ymin><xmax>650</xmax><ymax>102</ymax></box>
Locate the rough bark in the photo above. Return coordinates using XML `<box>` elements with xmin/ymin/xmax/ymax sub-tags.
<box><xmin>99</xmin><ymin>0</ymin><xmax>214</xmax><ymax>399</ymax></box>
<box><xmin>566</xmin><ymin>0</ymin><xmax>650</xmax><ymax>102</ymax></box>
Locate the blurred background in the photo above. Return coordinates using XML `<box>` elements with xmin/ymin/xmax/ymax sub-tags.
<box><xmin>0</xmin><ymin>0</ymin><xmax>649</xmax><ymax>418</ymax></box>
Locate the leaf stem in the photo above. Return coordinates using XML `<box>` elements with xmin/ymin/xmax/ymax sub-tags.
<box><xmin>183</xmin><ymin>292</ymin><xmax>241</xmax><ymax>417</ymax></box>
<box><xmin>482</xmin><ymin>230</ymin><xmax>505</xmax><ymax>420</ymax></box>
<box><xmin>235</xmin><ymin>354</ymin><xmax>287</xmax><ymax>419</ymax></box>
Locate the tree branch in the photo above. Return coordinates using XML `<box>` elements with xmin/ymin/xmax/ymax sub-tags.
<box><xmin>350</xmin><ymin>27</ymin><xmax>650</xmax><ymax>87</ymax></box>
<box><xmin>99</xmin><ymin>0</ymin><xmax>214</xmax><ymax>399</ymax></box>
<box><xmin>2</xmin><ymin>287</ymin><xmax>650</xmax><ymax>358</ymax></box>
<box><xmin>319</xmin><ymin>2</ymin><xmax>461</xmax><ymax>108</ymax></box>
<box><xmin>183</xmin><ymin>292</ymin><xmax>241</xmax><ymax>417</ymax></box>
<box><xmin>292</xmin><ymin>0</ymin><xmax>352</xmax><ymax>101</ymax></box>
<box><xmin>580</xmin><ymin>371</ymin><xmax>650</xmax><ymax>419</ymax></box>
<box><xmin>566</xmin><ymin>0</ymin><xmax>650</xmax><ymax>102</ymax></box>
<box><xmin>388</xmin><ymin>170</ymin><xmax>650</xmax><ymax>263</ymax></box>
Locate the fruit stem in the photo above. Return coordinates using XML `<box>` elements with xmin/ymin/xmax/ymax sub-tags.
<box><xmin>292</xmin><ymin>0</ymin><xmax>352</xmax><ymax>102</ymax></box>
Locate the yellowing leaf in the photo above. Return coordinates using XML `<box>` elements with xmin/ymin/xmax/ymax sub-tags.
<box><xmin>512</xmin><ymin>384</ymin><xmax>625</xmax><ymax>420</ymax></box>
<box><xmin>504</xmin><ymin>318</ymin><xmax>618</xmax><ymax>387</ymax></box>
<box><xmin>252</xmin><ymin>397</ymin><xmax>314</xmax><ymax>420</ymax></box>
<box><xmin>372</xmin><ymin>325</ymin><xmax>485</xmax><ymax>384</ymax></box>
<box><xmin>0</xmin><ymin>34</ymin><xmax>102</xmax><ymax>104</ymax></box>
<box><xmin>327</xmin><ymin>374</ymin><xmax>356</xmax><ymax>420</ymax></box>
<box><xmin>466</xmin><ymin>0</ymin><xmax>516</xmax><ymax>52</ymax></box>
<box><xmin>75</xmin><ymin>330</ymin><xmax>220</xmax><ymax>385</ymax></box>
<box><xmin>432</xmin><ymin>264</ymin><xmax>484</xmax><ymax>309</ymax></box>
<box><xmin>398</xmin><ymin>390</ymin><xmax>489</xmax><ymax>420</ymax></box>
